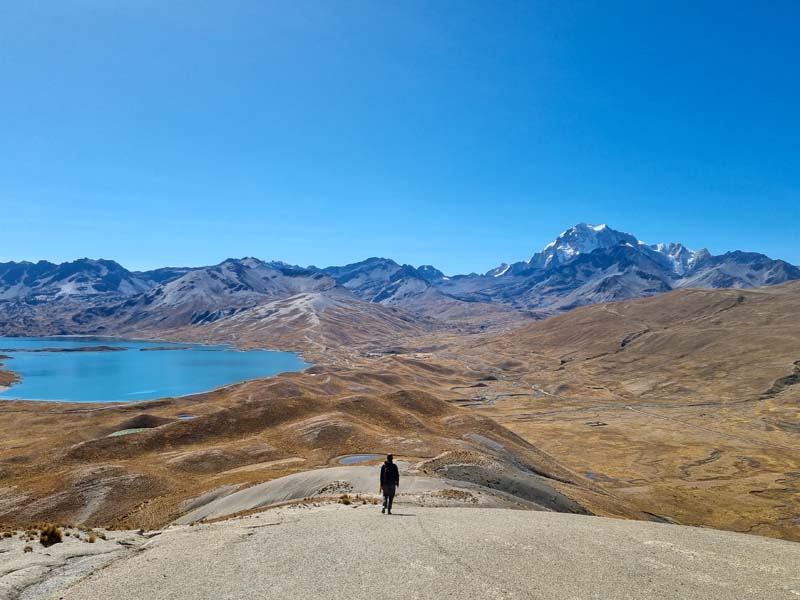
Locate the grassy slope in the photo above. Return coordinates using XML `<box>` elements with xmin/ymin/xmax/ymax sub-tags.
<box><xmin>1</xmin><ymin>282</ymin><xmax>798</xmax><ymax>541</ymax></box>
<box><xmin>0</xmin><ymin>357</ymin><xmax>638</xmax><ymax>531</ymax></box>
<box><xmin>456</xmin><ymin>282</ymin><xmax>800</xmax><ymax>540</ymax></box>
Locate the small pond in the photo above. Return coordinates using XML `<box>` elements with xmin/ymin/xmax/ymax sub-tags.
<box><xmin>338</xmin><ymin>454</ymin><xmax>385</xmax><ymax>465</ymax></box>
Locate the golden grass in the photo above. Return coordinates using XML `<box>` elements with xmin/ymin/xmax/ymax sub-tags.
<box><xmin>455</xmin><ymin>283</ymin><xmax>800</xmax><ymax>541</ymax></box>
<box><xmin>1</xmin><ymin>282</ymin><xmax>798</xmax><ymax>542</ymax></box>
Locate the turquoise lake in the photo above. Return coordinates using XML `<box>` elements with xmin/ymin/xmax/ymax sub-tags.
<box><xmin>0</xmin><ymin>337</ymin><xmax>310</xmax><ymax>403</ymax></box>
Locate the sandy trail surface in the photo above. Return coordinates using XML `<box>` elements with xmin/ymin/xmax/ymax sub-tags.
<box><xmin>61</xmin><ymin>504</ymin><xmax>800</xmax><ymax>600</ymax></box>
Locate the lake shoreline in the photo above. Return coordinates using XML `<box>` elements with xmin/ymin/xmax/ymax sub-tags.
<box><xmin>0</xmin><ymin>345</ymin><xmax>129</xmax><ymax>353</ymax></box>
<box><xmin>0</xmin><ymin>349</ymin><xmax>20</xmax><ymax>391</ymax></box>
<box><xmin>0</xmin><ymin>332</ymin><xmax>315</xmax><ymax>364</ymax></box>
<box><xmin>0</xmin><ymin>364</ymin><xmax>20</xmax><ymax>393</ymax></box>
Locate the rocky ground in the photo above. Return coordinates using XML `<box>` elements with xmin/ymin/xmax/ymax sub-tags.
<box><xmin>0</xmin><ymin>526</ymin><xmax>145</xmax><ymax>600</ymax></box>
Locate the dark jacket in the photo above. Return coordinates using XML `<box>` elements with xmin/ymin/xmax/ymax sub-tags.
<box><xmin>380</xmin><ymin>461</ymin><xmax>400</xmax><ymax>489</ymax></box>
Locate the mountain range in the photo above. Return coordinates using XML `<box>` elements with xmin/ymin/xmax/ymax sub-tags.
<box><xmin>1</xmin><ymin>223</ymin><xmax>798</xmax><ymax>338</ymax></box>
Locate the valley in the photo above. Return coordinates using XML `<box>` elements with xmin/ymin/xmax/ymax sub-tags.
<box><xmin>459</xmin><ymin>284</ymin><xmax>800</xmax><ymax>540</ymax></box>
<box><xmin>6</xmin><ymin>3</ymin><xmax>799</xmax><ymax>596</ymax></box>
<box><xmin>0</xmin><ymin>224</ymin><xmax>798</xmax><ymax>547</ymax></box>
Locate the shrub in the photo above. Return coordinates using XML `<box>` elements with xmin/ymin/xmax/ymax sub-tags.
<box><xmin>87</xmin><ymin>534</ymin><xmax>97</xmax><ymax>543</ymax></box>
<box><xmin>2</xmin><ymin>531</ymin><xmax>14</xmax><ymax>538</ymax></box>
<box><xmin>23</xmin><ymin>545</ymin><xmax>33</xmax><ymax>553</ymax></box>
<box><xmin>39</xmin><ymin>524</ymin><xmax>63</xmax><ymax>547</ymax></box>
<box><xmin>339</xmin><ymin>494</ymin><xmax>352</xmax><ymax>505</ymax></box>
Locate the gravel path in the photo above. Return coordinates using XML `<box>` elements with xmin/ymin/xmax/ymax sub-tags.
<box><xmin>60</xmin><ymin>505</ymin><xmax>800</xmax><ymax>599</ymax></box>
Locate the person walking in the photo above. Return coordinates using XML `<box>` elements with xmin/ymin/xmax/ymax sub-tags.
<box><xmin>380</xmin><ymin>454</ymin><xmax>400</xmax><ymax>514</ymax></box>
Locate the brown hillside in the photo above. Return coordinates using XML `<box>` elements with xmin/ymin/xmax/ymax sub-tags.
<box><xmin>0</xmin><ymin>359</ymin><xmax>640</xmax><ymax>530</ymax></box>
<box><xmin>452</xmin><ymin>282</ymin><xmax>800</xmax><ymax>540</ymax></box>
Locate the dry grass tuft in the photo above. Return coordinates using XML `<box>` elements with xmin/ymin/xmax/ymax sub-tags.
<box><xmin>39</xmin><ymin>523</ymin><xmax>63</xmax><ymax>547</ymax></box>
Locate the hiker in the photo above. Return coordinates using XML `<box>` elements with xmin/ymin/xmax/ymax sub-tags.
<box><xmin>380</xmin><ymin>454</ymin><xmax>400</xmax><ymax>514</ymax></box>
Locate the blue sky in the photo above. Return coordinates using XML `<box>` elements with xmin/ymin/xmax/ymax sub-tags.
<box><xmin>2</xmin><ymin>1</ymin><xmax>798</xmax><ymax>274</ymax></box>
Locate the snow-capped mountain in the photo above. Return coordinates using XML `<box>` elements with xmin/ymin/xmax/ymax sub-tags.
<box><xmin>0</xmin><ymin>259</ymin><xmax>150</xmax><ymax>300</ymax></box>
<box><xmin>149</xmin><ymin>258</ymin><xmax>333</xmax><ymax>309</ymax></box>
<box><xmin>1</xmin><ymin>224</ymin><xmax>798</xmax><ymax>336</ymax></box>
<box><xmin>677</xmin><ymin>251</ymin><xmax>800</xmax><ymax>288</ymax></box>
<box><xmin>529</xmin><ymin>223</ymin><xmax>640</xmax><ymax>270</ymax></box>
<box><xmin>485</xmin><ymin>263</ymin><xmax>511</xmax><ymax>278</ymax></box>
<box><xmin>488</xmin><ymin>223</ymin><xmax>703</xmax><ymax>278</ymax></box>
<box><xmin>110</xmin><ymin>258</ymin><xmax>338</xmax><ymax>328</ymax></box>
<box><xmin>134</xmin><ymin>266</ymin><xmax>194</xmax><ymax>286</ymax></box>
<box><xmin>454</xmin><ymin>223</ymin><xmax>800</xmax><ymax>311</ymax></box>
<box><xmin>648</xmin><ymin>243</ymin><xmax>699</xmax><ymax>276</ymax></box>
<box><xmin>314</xmin><ymin>258</ymin><xmax>445</xmax><ymax>307</ymax></box>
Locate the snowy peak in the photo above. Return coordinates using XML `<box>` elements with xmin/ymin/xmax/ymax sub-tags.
<box><xmin>651</xmin><ymin>242</ymin><xmax>692</xmax><ymax>257</ymax></box>
<box><xmin>483</xmin><ymin>224</ymin><xmax>716</xmax><ymax>278</ymax></box>
<box><xmin>486</xmin><ymin>224</ymin><xmax>731</xmax><ymax>279</ymax></box>
<box><xmin>0</xmin><ymin>258</ymin><xmax>149</xmax><ymax>299</ymax></box>
<box><xmin>236</xmin><ymin>256</ymin><xmax>266</xmax><ymax>270</ymax></box>
<box><xmin>2</xmin><ymin>226</ymin><xmax>798</xmax><ymax>336</ymax></box>
<box><xmin>314</xmin><ymin>258</ymin><xmax>452</xmax><ymax>307</ymax></box>
<box><xmin>152</xmin><ymin>258</ymin><xmax>334</xmax><ymax>308</ymax></box>
<box><xmin>528</xmin><ymin>223</ymin><xmax>640</xmax><ymax>270</ymax></box>
<box><xmin>119</xmin><ymin>258</ymin><xmax>339</xmax><ymax>328</ymax></box>
<box><xmin>485</xmin><ymin>263</ymin><xmax>510</xmax><ymax>278</ymax></box>
<box><xmin>648</xmin><ymin>242</ymin><xmax>702</xmax><ymax>275</ymax></box>
<box><xmin>317</xmin><ymin>257</ymin><xmax>403</xmax><ymax>285</ymax></box>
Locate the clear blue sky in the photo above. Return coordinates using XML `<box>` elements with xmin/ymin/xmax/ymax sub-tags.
<box><xmin>2</xmin><ymin>1</ymin><xmax>798</xmax><ymax>274</ymax></box>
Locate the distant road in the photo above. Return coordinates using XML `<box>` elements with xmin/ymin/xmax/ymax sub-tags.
<box><xmin>61</xmin><ymin>505</ymin><xmax>800</xmax><ymax>600</ymax></box>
